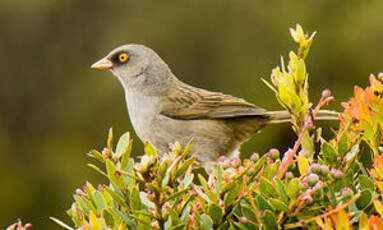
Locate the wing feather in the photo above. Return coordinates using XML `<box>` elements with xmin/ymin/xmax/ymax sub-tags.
<box><xmin>160</xmin><ymin>83</ymin><xmax>268</xmax><ymax>120</ymax></box>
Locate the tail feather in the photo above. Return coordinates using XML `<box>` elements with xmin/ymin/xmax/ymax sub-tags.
<box><xmin>264</xmin><ymin>110</ymin><xmax>339</xmax><ymax>124</ymax></box>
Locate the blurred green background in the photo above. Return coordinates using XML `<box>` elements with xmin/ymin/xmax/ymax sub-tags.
<box><xmin>1</xmin><ymin>0</ymin><xmax>382</xmax><ymax>228</ymax></box>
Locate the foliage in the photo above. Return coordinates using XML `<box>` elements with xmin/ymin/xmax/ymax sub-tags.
<box><xmin>40</xmin><ymin>25</ymin><xmax>383</xmax><ymax>229</ymax></box>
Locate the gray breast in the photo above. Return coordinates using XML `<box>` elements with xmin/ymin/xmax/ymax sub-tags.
<box><xmin>124</xmin><ymin>91</ymin><xmax>160</xmax><ymax>142</ymax></box>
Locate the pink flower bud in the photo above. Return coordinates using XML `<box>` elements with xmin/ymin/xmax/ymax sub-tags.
<box><xmin>269</xmin><ymin>149</ymin><xmax>280</xmax><ymax>160</ymax></box>
<box><xmin>302</xmin><ymin>194</ymin><xmax>313</xmax><ymax>203</ymax></box>
<box><xmin>320</xmin><ymin>164</ymin><xmax>329</xmax><ymax>176</ymax></box>
<box><xmin>250</xmin><ymin>153</ymin><xmax>260</xmax><ymax>162</ymax></box>
<box><xmin>231</xmin><ymin>156</ymin><xmax>241</xmax><ymax>168</ymax></box>
<box><xmin>239</xmin><ymin>217</ymin><xmax>248</xmax><ymax>223</ymax></box>
<box><xmin>219</xmin><ymin>199</ymin><xmax>225</xmax><ymax>207</ymax></box>
<box><xmin>321</xmin><ymin>89</ymin><xmax>331</xmax><ymax>98</ymax></box>
<box><xmin>342</xmin><ymin>187</ymin><xmax>353</xmax><ymax>199</ymax></box>
<box><xmin>285</xmin><ymin>171</ymin><xmax>294</xmax><ymax>180</ymax></box>
<box><xmin>330</xmin><ymin>169</ymin><xmax>344</xmax><ymax>179</ymax></box>
<box><xmin>307</xmin><ymin>173</ymin><xmax>319</xmax><ymax>186</ymax></box>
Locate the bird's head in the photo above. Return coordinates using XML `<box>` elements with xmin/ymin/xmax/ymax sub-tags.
<box><xmin>91</xmin><ymin>44</ymin><xmax>173</xmax><ymax>95</ymax></box>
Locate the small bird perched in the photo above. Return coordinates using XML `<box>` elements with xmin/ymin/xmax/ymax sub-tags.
<box><xmin>91</xmin><ymin>44</ymin><xmax>338</xmax><ymax>170</ymax></box>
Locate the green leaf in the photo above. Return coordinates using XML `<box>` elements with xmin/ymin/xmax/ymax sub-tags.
<box><xmin>162</xmin><ymin>156</ymin><xmax>179</xmax><ymax>188</ymax></box>
<box><xmin>216</xmin><ymin>164</ymin><xmax>223</xmax><ymax>195</ymax></box>
<box><xmin>356</xmin><ymin>190</ymin><xmax>373</xmax><ymax>210</ymax></box>
<box><xmin>104</xmin><ymin>187</ymin><xmax>127</xmax><ymax>208</ymax></box>
<box><xmin>74</xmin><ymin>195</ymin><xmax>93</xmax><ymax>214</ymax></box>
<box><xmin>359</xmin><ymin>175</ymin><xmax>375</xmax><ymax>191</ymax></box>
<box><xmin>217</xmin><ymin>222</ymin><xmax>229</xmax><ymax>230</ymax></box>
<box><xmin>269</xmin><ymin>198</ymin><xmax>288</xmax><ymax>212</ymax></box>
<box><xmin>248</xmin><ymin>153</ymin><xmax>269</xmax><ymax>182</ymax></box>
<box><xmin>120</xmin><ymin>141</ymin><xmax>133</xmax><ymax>171</ymax></box>
<box><xmin>199</xmin><ymin>175</ymin><xmax>218</xmax><ymax>203</ymax></box>
<box><xmin>286</xmin><ymin>178</ymin><xmax>299</xmax><ymax>200</ymax></box>
<box><xmin>275</xmin><ymin>178</ymin><xmax>289</xmax><ymax>203</ymax></box>
<box><xmin>255</xmin><ymin>193</ymin><xmax>272</xmax><ymax>211</ymax></box>
<box><xmin>261</xmin><ymin>78</ymin><xmax>278</xmax><ymax>93</ymax></box>
<box><xmin>345</xmin><ymin>144</ymin><xmax>359</xmax><ymax>163</ymax></box>
<box><xmin>144</xmin><ymin>141</ymin><xmax>158</xmax><ymax>157</ymax></box>
<box><xmin>195</xmin><ymin>186</ymin><xmax>212</xmax><ymax>203</ymax></box>
<box><xmin>208</xmin><ymin>203</ymin><xmax>223</xmax><ymax>224</ymax></box>
<box><xmin>182</xmin><ymin>139</ymin><xmax>194</xmax><ymax>157</ymax></box>
<box><xmin>170</xmin><ymin>223</ymin><xmax>187</xmax><ymax>230</ymax></box>
<box><xmin>106</xmin><ymin>159</ymin><xmax>125</xmax><ymax>191</ymax></box>
<box><xmin>84</xmin><ymin>182</ymin><xmax>97</xmax><ymax>209</ymax></box>
<box><xmin>295</xmin><ymin>59</ymin><xmax>306</xmax><ymax>86</ymax></box>
<box><xmin>279</xmin><ymin>84</ymin><xmax>293</xmax><ymax>107</ymax></box>
<box><xmin>164</xmin><ymin>188</ymin><xmax>189</xmax><ymax>202</ymax></box>
<box><xmin>233</xmin><ymin>222</ymin><xmax>255</xmax><ymax>230</ymax></box>
<box><xmin>259</xmin><ymin>177</ymin><xmax>279</xmax><ymax>198</ymax></box>
<box><xmin>262</xmin><ymin>210</ymin><xmax>278</xmax><ymax>230</ymax></box>
<box><xmin>180</xmin><ymin>194</ymin><xmax>197</xmax><ymax>220</ymax></box>
<box><xmin>261</xmin><ymin>161</ymin><xmax>279</xmax><ymax>180</ymax></box>
<box><xmin>168</xmin><ymin>208</ymin><xmax>180</xmax><ymax>226</ymax></box>
<box><xmin>130</xmin><ymin>186</ymin><xmax>142</xmax><ymax>210</ymax></box>
<box><xmin>200</xmin><ymin>214</ymin><xmax>214</xmax><ymax>230</ymax></box>
<box><xmin>107</xmin><ymin>128</ymin><xmax>113</xmax><ymax>151</ymax></box>
<box><xmin>123</xmin><ymin>158</ymin><xmax>135</xmax><ymax>190</ymax></box>
<box><xmin>241</xmin><ymin>205</ymin><xmax>257</xmax><ymax>223</ymax></box>
<box><xmin>338</xmin><ymin>132</ymin><xmax>350</xmax><ymax>156</ymax></box>
<box><xmin>88</xmin><ymin>149</ymin><xmax>105</xmax><ymax>163</ymax></box>
<box><xmin>93</xmin><ymin>191</ymin><xmax>106</xmax><ymax>211</ymax></box>
<box><xmin>139</xmin><ymin>192</ymin><xmax>155</xmax><ymax>209</ymax></box>
<box><xmin>224</xmin><ymin>177</ymin><xmax>243</xmax><ymax>206</ymax></box>
<box><xmin>112</xmin><ymin>208</ymin><xmax>137</xmax><ymax>229</ymax></box>
<box><xmin>184</xmin><ymin>173</ymin><xmax>194</xmax><ymax>188</ymax></box>
<box><xmin>115</xmin><ymin>131</ymin><xmax>131</xmax><ymax>157</ymax></box>
<box><xmin>103</xmin><ymin>189</ymin><xmax>113</xmax><ymax>207</ymax></box>
<box><xmin>321</xmin><ymin>141</ymin><xmax>337</xmax><ymax>166</ymax></box>
<box><xmin>301</xmin><ymin>132</ymin><xmax>314</xmax><ymax>158</ymax></box>
<box><xmin>50</xmin><ymin>217</ymin><xmax>74</xmax><ymax>230</ymax></box>
<box><xmin>360</xmin><ymin>120</ymin><xmax>374</xmax><ymax>141</ymax></box>
<box><xmin>87</xmin><ymin>163</ymin><xmax>108</xmax><ymax>178</ymax></box>
<box><xmin>175</xmin><ymin>158</ymin><xmax>194</xmax><ymax>179</ymax></box>
<box><xmin>102</xmin><ymin>209</ymin><xmax>114</xmax><ymax>227</ymax></box>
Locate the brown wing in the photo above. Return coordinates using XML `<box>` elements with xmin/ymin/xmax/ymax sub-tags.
<box><xmin>160</xmin><ymin>82</ymin><xmax>268</xmax><ymax>120</ymax></box>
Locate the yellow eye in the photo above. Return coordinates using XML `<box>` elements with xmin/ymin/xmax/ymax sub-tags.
<box><xmin>118</xmin><ymin>53</ymin><xmax>128</xmax><ymax>63</ymax></box>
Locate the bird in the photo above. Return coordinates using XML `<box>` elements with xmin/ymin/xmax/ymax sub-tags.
<box><xmin>91</xmin><ymin>44</ymin><xmax>338</xmax><ymax>170</ymax></box>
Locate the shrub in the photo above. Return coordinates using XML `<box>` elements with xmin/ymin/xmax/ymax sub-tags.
<box><xmin>11</xmin><ymin>24</ymin><xmax>383</xmax><ymax>229</ymax></box>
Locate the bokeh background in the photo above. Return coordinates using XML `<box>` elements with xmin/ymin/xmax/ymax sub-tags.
<box><xmin>1</xmin><ymin>0</ymin><xmax>382</xmax><ymax>228</ymax></box>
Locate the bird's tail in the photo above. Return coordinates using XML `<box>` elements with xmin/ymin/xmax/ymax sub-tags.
<box><xmin>264</xmin><ymin>110</ymin><xmax>339</xmax><ymax>124</ymax></box>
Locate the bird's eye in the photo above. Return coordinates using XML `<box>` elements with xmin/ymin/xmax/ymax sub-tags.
<box><xmin>118</xmin><ymin>53</ymin><xmax>128</xmax><ymax>63</ymax></box>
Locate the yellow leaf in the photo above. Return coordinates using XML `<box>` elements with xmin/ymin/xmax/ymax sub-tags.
<box><xmin>359</xmin><ymin>212</ymin><xmax>369</xmax><ymax>230</ymax></box>
<box><xmin>298</xmin><ymin>155</ymin><xmax>309</xmax><ymax>176</ymax></box>
<box><xmin>89</xmin><ymin>211</ymin><xmax>101</xmax><ymax>230</ymax></box>
<box><xmin>373</xmin><ymin>199</ymin><xmax>383</xmax><ymax>217</ymax></box>
<box><xmin>376</xmin><ymin>181</ymin><xmax>383</xmax><ymax>193</ymax></box>
<box><xmin>119</xmin><ymin>222</ymin><xmax>125</xmax><ymax>230</ymax></box>
<box><xmin>335</xmin><ymin>209</ymin><xmax>351</xmax><ymax>230</ymax></box>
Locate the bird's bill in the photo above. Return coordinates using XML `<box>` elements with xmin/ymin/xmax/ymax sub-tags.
<box><xmin>91</xmin><ymin>57</ymin><xmax>113</xmax><ymax>69</ymax></box>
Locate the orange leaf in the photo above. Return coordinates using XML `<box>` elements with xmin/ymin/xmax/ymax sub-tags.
<box><xmin>368</xmin><ymin>215</ymin><xmax>383</xmax><ymax>230</ymax></box>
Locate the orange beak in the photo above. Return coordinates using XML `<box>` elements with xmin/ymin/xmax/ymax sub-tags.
<box><xmin>91</xmin><ymin>57</ymin><xmax>114</xmax><ymax>70</ymax></box>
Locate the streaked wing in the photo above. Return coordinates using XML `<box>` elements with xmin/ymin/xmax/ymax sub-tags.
<box><xmin>160</xmin><ymin>83</ymin><xmax>267</xmax><ymax>120</ymax></box>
